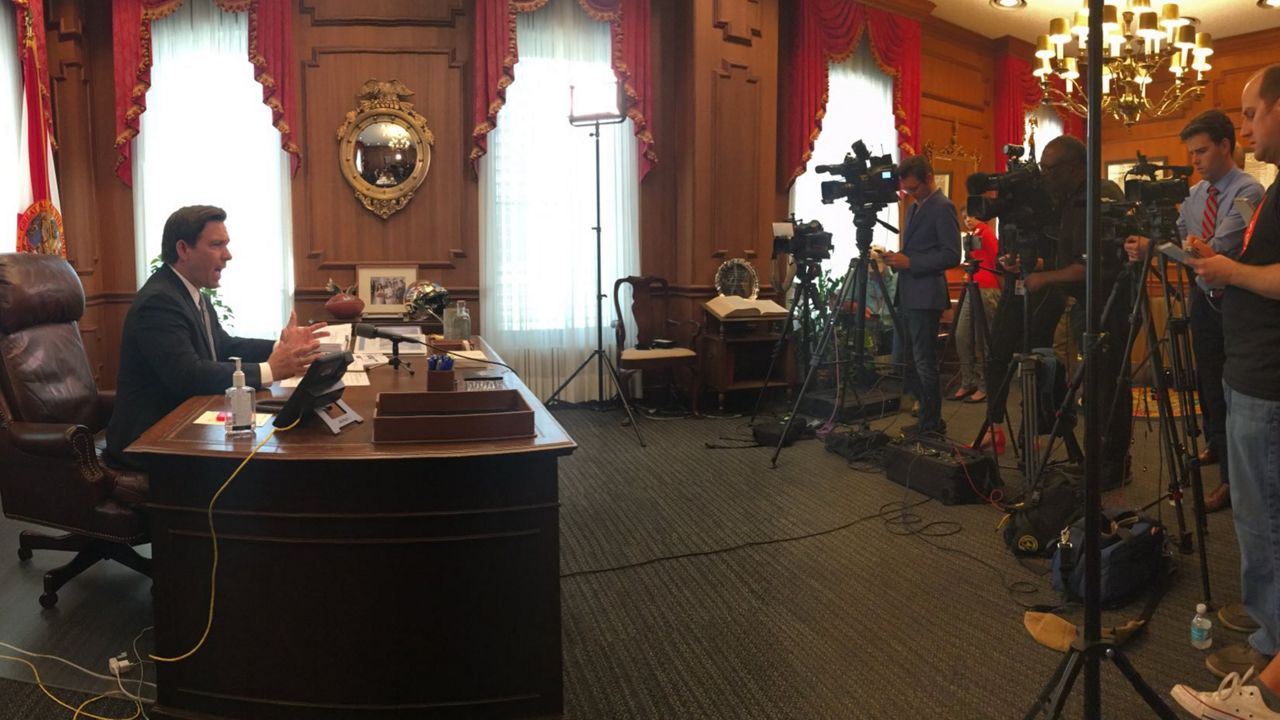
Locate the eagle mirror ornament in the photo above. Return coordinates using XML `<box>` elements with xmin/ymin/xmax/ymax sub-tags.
<box><xmin>337</xmin><ymin>79</ymin><xmax>434</xmax><ymax>219</ymax></box>
<box><xmin>714</xmin><ymin>258</ymin><xmax>759</xmax><ymax>299</ymax></box>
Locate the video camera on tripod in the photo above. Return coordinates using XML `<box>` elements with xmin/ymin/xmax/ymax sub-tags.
<box><xmin>1099</xmin><ymin>152</ymin><xmax>1192</xmax><ymax>249</ymax></box>
<box><xmin>816</xmin><ymin>140</ymin><xmax>900</xmax><ymax>209</ymax></box>
<box><xmin>966</xmin><ymin>144</ymin><xmax>1056</xmax><ymax>259</ymax></box>
<box><xmin>772</xmin><ymin>218</ymin><xmax>833</xmax><ymax>262</ymax></box>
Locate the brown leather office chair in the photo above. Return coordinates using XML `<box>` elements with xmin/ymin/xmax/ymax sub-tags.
<box><xmin>613</xmin><ymin>276</ymin><xmax>702</xmax><ymax>415</ymax></box>
<box><xmin>0</xmin><ymin>253</ymin><xmax>150</xmax><ymax>608</ymax></box>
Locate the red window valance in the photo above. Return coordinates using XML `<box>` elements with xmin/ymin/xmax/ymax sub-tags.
<box><xmin>111</xmin><ymin>0</ymin><xmax>299</xmax><ymax>186</ymax></box>
<box><xmin>780</xmin><ymin>0</ymin><xmax>921</xmax><ymax>189</ymax></box>
<box><xmin>471</xmin><ymin>0</ymin><xmax>656</xmax><ymax>181</ymax></box>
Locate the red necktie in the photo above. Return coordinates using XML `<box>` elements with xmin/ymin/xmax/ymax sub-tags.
<box><xmin>1201</xmin><ymin>185</ymin><xmax>1219</xmax><ymax>239</ymax></box>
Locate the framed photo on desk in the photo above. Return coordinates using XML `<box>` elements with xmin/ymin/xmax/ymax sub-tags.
<box><xmin>357</xmin><ymin>266</ymin><xmax>416</xmax><ymax>315</ymax></box>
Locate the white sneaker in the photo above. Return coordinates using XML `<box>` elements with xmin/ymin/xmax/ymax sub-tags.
<box><xmin>1171</xmin><ymin>667</ymin><xmax>1280</xmax><ymax>719</ymax></box>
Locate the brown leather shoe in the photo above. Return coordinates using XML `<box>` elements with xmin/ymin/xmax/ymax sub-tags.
<box><xmin>1199</xmin><ymin>445</ymin><xmax>1218</xmax><ymax>465</ymax></box>
<box><xmin>1204</xmin><ymin>483</ymin><xmax>1232</xmax><ymax>513</ymax></box>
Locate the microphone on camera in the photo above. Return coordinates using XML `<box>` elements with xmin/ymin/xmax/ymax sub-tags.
<box><xmin>353</xmin><ymin>323</ymin><xmax>425</xmax><ymax>344</ymax></box>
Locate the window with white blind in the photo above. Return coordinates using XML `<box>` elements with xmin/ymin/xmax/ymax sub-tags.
<box><xmin>0</xmin><ymin>3</ymin><xmax>20</xmax><ymax>253</ymax></box>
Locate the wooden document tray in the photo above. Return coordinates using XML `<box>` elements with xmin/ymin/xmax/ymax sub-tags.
<box><xmin>373</xmin><ymin>389</ymin><xmax>535</xmax><ymax>443</ymax></box>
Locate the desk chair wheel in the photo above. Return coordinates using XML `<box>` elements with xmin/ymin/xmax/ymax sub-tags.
<box><xmin>39</xmin><ymin>592</ymin><xmax>57</xmax><ymax>609</ymax></box>
<box><xmin>17</xmin><ymin>547</ymin><xmax>32</xmax><ymax>561</ymax></box>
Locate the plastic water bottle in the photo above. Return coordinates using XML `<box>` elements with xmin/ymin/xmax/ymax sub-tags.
<box><xmin>1191</xmin><ymin>603</ymin><xmax>1213</xmax><ymax>650</ymax></box>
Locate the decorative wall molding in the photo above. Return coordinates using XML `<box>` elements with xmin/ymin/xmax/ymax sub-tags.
<box><xmin>714</xmin><ymin>0</ymin><xmax>762</xmax><ymax>45</ymax></box>
<box><xmin>710</xmin><ymin>61</ymin><xmax>761</xmax><ymax>276</ymax></box>
<box><xmin>300</xmin><ymin>0</ymin><xmax>465</xmax><ymax>28</ymax></box>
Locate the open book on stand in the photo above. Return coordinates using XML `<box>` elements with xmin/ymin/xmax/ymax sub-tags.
<box><xmin>704</xmin><ymin>295</ymin><xmax>787</xmax><ymax>319</ymax></box>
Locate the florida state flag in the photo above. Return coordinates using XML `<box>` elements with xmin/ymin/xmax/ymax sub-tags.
<box><xmin>14</xmin><ymin>0</ymin><xmax>64</xmax><ymax>257</ymax></box>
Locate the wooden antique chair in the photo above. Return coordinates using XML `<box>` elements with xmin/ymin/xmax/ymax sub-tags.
<box><xmin>612</xmin><ymin>276</ymin><xmax>702</xmax><ymax>415</ymax></box>
<box><xmin>0</xmin><ymin>253</ymin><xmax>151</xmax><ymax>607</ymax></box>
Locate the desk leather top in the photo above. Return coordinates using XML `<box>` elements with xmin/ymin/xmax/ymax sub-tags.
<box><xmin>128</xmin><ymin>336</ymin><xmax>576</xmax><ymax>461</ymax></box>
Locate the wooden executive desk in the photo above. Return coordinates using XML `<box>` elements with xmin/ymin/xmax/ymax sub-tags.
<box><xmin>129</xmin><ymin>338</ymin><xmax>575</xmax><ymax>720</ymax></box>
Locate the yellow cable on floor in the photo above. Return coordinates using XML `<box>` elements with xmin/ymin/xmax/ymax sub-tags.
<box><xmin>150</xmin><ymin>415</ymin><xmax>302</xmax><ymax>663</ymax></box>
<box><xmin>0</xmin><ymin>654</ymin><xmax>140</xmax><ymax>720</ymax></box>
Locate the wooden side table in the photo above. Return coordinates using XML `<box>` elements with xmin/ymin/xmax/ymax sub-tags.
<box><xmin>701</xmin><ymin>311</ymin><xmax>795</xmax><ymax>411</ymax></box>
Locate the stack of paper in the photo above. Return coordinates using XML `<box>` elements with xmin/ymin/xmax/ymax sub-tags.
<box><xmin>319</xmin><ymin>323</ymin><xmax>353</xmax><ymax>354</ymax></box>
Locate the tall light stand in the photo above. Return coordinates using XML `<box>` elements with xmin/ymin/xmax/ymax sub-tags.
<box><xmin>1025</xmin><ymin>1</ymin><xmax>1176</xmax><ymax>716</ymax></box>
<box><xmin>544</xmin><ymin>97</ymin><xmax>644</xmax><ymax>447</ymax></box>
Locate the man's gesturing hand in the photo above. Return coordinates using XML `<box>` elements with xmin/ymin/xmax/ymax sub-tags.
<box><xmin>268</xmin><ymin>312</ymin><xmax>327</xmax><ymax>380</ymax></box>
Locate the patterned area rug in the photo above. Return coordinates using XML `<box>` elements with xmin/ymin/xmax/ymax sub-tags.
<box><xmin>1131</xmin><ymin>387</ymin><xmax>1200</xmax><ymax>417</ymax></box>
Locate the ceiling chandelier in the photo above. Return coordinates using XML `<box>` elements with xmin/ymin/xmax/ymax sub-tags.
<box><xmin>1033</xmin><ymin>0</ymin><xmax>1214</xmax><ymax>127</ymax></box>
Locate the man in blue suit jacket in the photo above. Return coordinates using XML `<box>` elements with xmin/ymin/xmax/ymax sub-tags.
<box><xmin>106</xmin><ymin>205</ymin><xmax>326</xmax><ymax>468</ymax></box>
<box><xmin>881</xmin><ymin>156</ymin><xmax>961</xmax><ymax>435</ymax></box>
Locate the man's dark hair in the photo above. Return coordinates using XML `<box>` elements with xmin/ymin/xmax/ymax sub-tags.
<box><xmin>1044</xmin><ymin>135</ymin><xmax>1086</xmax><ymax>167</ymax></box>
<box><xmin>1258</xmin><ymin>64</ymin><xmax>1280</xmax><ymax>106</ymax></box>
<box><xmin>1180</xmin><ymin>110</ymin><xmax>1237</xmax><ymax>153</ymax></box>
<box><xmin>899</xmin><ymin>155</ymin><xmax>933</xmax><ymax>183</ymax></box>
<box><xmin>161</xmin><ymin>205</ymin><xmax>227</xmax><ymax>264</ymax></box>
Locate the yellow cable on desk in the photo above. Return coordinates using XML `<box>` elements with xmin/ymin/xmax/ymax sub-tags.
<box><xmin>150</xmin><ymin>415</ymin><xmax>302</xmax><ymax>664</ymax></box>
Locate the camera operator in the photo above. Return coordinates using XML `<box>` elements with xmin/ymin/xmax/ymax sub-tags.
<box><xmin>880</xmin><ymin>155</ymin><xmax>961</xmax><ymax>435</ymax></box>
<box><xmin>1123</xmin><ymin>110</ymin><xmax>1265</xmax><ymax>514</ymax></box>
<box><xmin>951</xmin><ymin>209</ymin><xmax>1000</xmax><ymax>404</ymax></box>
<box><xmin>1171</xmin><ymin>66</ymin><xmax>1280</xmax><ymax>712</ymax></box>
<box><xmin>1016</xmin><ymin>136</ymin><xmax>1132</xmax><ymax>489</ymax></box>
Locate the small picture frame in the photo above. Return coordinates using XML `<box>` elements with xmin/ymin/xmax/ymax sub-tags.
<box><xmin>934</xmin><ymin>171</ymin><xmax>952</xmax><ymax>202</ymax></box>
<box><xmin>356</xmin><ymin>266</ymin><xmax>417</xmax><ymax>315</ymax></box>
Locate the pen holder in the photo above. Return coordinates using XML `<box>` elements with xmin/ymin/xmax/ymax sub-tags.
<box><xmin>426</xmin><ymin>369</ymin><xmax>462</xmax><ymax>391</ymax></box>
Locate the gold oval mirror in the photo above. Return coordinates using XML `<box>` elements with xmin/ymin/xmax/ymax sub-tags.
<box><xmin>337</xmin><ymin>80</ymin><xmax>434</xmax><ymax>219</ymax></box>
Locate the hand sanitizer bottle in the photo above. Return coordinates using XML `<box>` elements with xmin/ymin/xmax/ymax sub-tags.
<box><xmin>225</xmin><ymin>357</ymin><xmax>256</xmax><ymax>437</ymax></box>
<box><xmin>453</xmin><ymin>300</ymin><xmax>472</xmax><ymax>340</ymax></box>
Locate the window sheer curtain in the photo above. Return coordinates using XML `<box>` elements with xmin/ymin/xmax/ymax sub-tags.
<box><xmin>791</xmin><ymin>44</ymin><xmax>898</xmax><ymax>275</ymax></box>
<box><xmin>479</xmin><ymin>0</ymin><xmax>640</xmax><ymax>402</ymax></box>
<box><xmin>133</xmin><ymin>0</ymin><xmax>292</xmax><ymax>339</ymax></box>
<box><xmin>1026</xmin><ymin>105</ymin><xmax>1064</xmax><ymax>162</ymax></box>
<box><xmin>0</xmin><ymin>4</ymin><xmax>20</xmax><ymax>253</ymax></box>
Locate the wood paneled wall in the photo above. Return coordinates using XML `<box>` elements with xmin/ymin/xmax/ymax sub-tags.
<box><xmin>47</xmin><ymin>0</ymin><xmax>1277</xmax><ymax>390</ymax></box>
<box><xmin>290</xmin><ymin>0</ymin><xmax>477</xmax><ymax>325</ymax></box>
<box><xmin>1100</xmin><ymin>28</ymin><xmax>1280</xmax><ymax>180</ymax></box>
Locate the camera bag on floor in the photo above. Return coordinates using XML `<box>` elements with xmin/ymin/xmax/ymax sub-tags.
<box><xmin>1050</xmin><ymin>509</ymin><xmax>1166</xmax><ymax>608</ymax></box>
<box><xmin>881</xmin><ymin>436</ymin><xmax>999</xmax><ymax>505</ymax></box>
<box><xmin>1001</xmin><ymin>464</ymin><xmax>1084</xmax><ymax>556</ymax></box>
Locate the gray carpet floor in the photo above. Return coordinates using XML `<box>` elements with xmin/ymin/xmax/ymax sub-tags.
<box><xmin>0</xmin><ymin>393</ymin><xmax>1246</xmax><ymax>719</ymax></box>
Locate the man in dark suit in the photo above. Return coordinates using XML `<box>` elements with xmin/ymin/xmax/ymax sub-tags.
<box><xmin>881</xmin><ymin>155</ymin><xmax>961</xmax><ymax>435</ymax></box>
<box><xmin>106</xmin><ymin>205</ymin><xmax>324</xmax><ymax>467</ymax></box>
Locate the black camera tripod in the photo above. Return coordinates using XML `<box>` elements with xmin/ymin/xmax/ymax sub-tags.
<box><xmin>1108</xmin><ymin>239</ymin><xmax>1212</xmax><ymax>604</ymax></box>
<box><xmin>749</xmin><ymin>257</ymin><xmax>825</xmax><ymax>425</ymax></box>
<box><xmin>971</xmin><ymin>223</ymin><xmax>1082</xmax><ymax>489</ymax></box>
<box><xmin>769</xmin><ymin>206</ymin><xmax>901</xmax><ymax>467</ymax></box>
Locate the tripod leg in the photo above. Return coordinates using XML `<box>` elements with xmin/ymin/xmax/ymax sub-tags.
<box><xmin>1024</xmin><ymin>649</ymin><xmax>1084</xmax><ymax>720</ymax></box>
<box><xmin>600</xmin><ymin>352</ymin><xmax>646</xmax><ymax>447</ymax></box>
<box><xmin>770</xmin><ymin>251</ymin><xmax>868</xmax><ymax>467</ymax></box>
<box><xmin>1107</xmin><ymin>648</ymin><xmax>1179</xmax><ymax>719</ymax></box>
<box><xmin>545</xmin><ymin>351</ymin><xmax>598</xmax><ymax>406</ymax></box>
<box><xmin>752</xmin><ymin>268</ymin><xmax>816</xmax><ymax>425</ymax></box>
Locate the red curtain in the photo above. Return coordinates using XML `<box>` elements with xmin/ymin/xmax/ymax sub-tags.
<box><xmin>993</xmin><ymin>53</ymin><xmax>1042</xmax><ymax>171</ymax></box>
<box><xmin>112</xmin><ymin>0</ymin><xmax>300</xmax><ymax>186</ymax></box>
<box><xmin>470</xmin><ymin>0</ymin><xmax>656</xmax><ymax>180</ymax></box>
<box><xmin>780</xmin><ymin>0</ymin><xmax>920</xmax><ymax>189</ymax></box>
<box><xmin>248</xmin><ymin>0</ymin><xmax>301</xmax><ymax>174</ymax></box>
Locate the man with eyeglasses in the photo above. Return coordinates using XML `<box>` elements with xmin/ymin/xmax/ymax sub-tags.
<box><xmin>1018</xmin><ymin>135</ymin><xmax>1132</xmax><ymax>490</ymax></box>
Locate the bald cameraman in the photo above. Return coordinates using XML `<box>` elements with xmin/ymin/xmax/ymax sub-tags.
<box><xmin>1018</xmin><ymin>136</ymin><xmax>1132</xmax><ymax>489</ymax></box>
<box><xmin>1124</xmin><ymin>110</ymin><xmax>1265</xmax><ymax>514</ymax></box>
